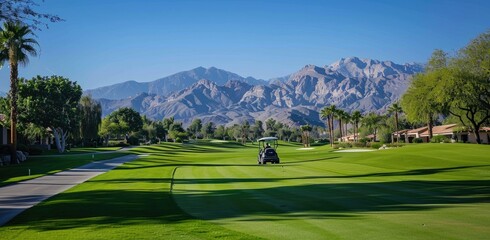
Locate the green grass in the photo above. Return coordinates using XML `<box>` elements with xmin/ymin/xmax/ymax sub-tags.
<box><xmin>1</xmin><ymin>141</ymin><xmax>489</xmax><ymax>239</ymax></box>
<box><xmin>43</xmin><ymin>146</ymin><xmax>122</xmax><ymax>155</ymax></box>
<box><xmin>0</xmin><ymin>152</ymin><xmax>129</xmax><ymax>187</ymax></box>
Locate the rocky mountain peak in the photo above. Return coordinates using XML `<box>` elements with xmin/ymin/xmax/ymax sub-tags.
<box><xmin>326</xmin><ymin>57</ymin><xmax>423</xmax><ymax>79</ymax></box>
<box><xmin>93</xmin><ymin>57</ymin><xmax>424</xmax><ymax>127</ymax></box>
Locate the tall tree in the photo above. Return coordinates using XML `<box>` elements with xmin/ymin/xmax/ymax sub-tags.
<box><xmin>201</xmin><ymin>121</ymin><xmax>215</xmax><ymax>139</ymax></box>
<box><xmin>0</xmin><ymin>0</ymin><xmax>63</xmax><ymax>30</ymax></box>
<box><xmin>341</xmin><ymin>110</ymin><xmax>350</xmax><ymax>141</ymax></box>
<box><xmin>214</xmin><ymin>125</ymin><xmax>226</xmax><ymax>140</ymax></box>
<box><xmin>251</xmin><ymin>120</ymin><xmax>264</xmax><ymax>140</ymax></box>
<box><xmin>188</xmin><ymin>118</ymin><xmax>202</xmax><ymax>140</ymax></box>
<box><xmin>18</xmin><ymin>76</ymin><xmax>82</xmax><ymax>153</ymax></box>
<box><xmin>401</xmin><ymin>49</ymin><xmax>448</xmax><ymax>141</ymax></box>
<box><xmin>388</xmin><ymin>102</ymin><xmax>403</xmax><ymax>143</ymax></box>
<box><xmin>278</xmin><ymin>125</ymin><xmax>293</xmax><ymax>142</ymax></box>
<box><xmin>436</xmin><ymin>31</ymin><xmax>490</xmax><ymax>144</ymax></box>
<box><xmin>265</xmin><ymin>118</ymin><xmax>277</xmax><ymax>136</ymax></box>
<box><xmin>169</xmin><ymin>121</ymin><xmax>187</xmax><ymax>142</ymax></box>
<box><xmin>240</xmin><ymin>120</ymin><xmax>250</xmax><ymax>144</ymax></box>
<box><xmin>361</xmin><ymin>112</ymin><xmax>383</xmax><ymax>142</ymax></box>
<box><xmin>300</xmin><ymin>124</ymin><xmax>312</xmax><ymax>148</ymax></box>
<box><xmin>79</xmin><ymin>95</ymin><xmax>102</xmax><ymax>144</ymax></box>
<box><xmin>154</xmin><ymin>121</ymin><xmax>166</xmax><ymax>142</ymax></box>
<box><xmin>351</xmin><ymin>110</ymin><xmax>362</xmax><ymax>142</ymax></box>
<box><xmin>107</xmin><ymin>107</ymin><xmax>143</xmax><ymax>136</ymax></box>
<box><xmin>162</xmin><ymin>117</ymin><xmax>174</xmax><ymax>142</ymax></box>
<box><xmin>0</xmin><ymin>22</ymin><xmax>38</xmax><ymax>160</ymax></box>
<box><xmin>320</xmin><ymin>105</ymin><xmax>337</xmax><ymax>146</ymax></box>
<box><xmin>334</xmin><ymin>108</ymin><xmax>345</xmax><ymax>141</ymax></box>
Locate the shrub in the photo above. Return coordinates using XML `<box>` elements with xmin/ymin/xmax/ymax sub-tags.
<box><xmin>371</xmin><ymin>142</ymin><xmax>383</xmax><ymax>149</ymax></box>
<box><xmin>413</xmin><ymin>138</ymin><xmax>424</xmax><ymax>143</ymax></box>
<box><xmin>359</xmin><ymin>138</ymin><xmax>369</xmax><ymax>144</ymax></box>
<box><xmin>315</xmin><ymin>139</ymin><xmax>329</xmax><ymax>144</ymax></box>
<box><xmin>17</xmin><ymin>144</ymin><xmax>29</xmax><ymax>152</ymax></box>
<box><xmin>387</xmin><ymin>143</ymin><xmax>404</xmax><ymax>148</ymax></box>
<box><xmin>127</xmin><ymin>135</ymin><xmax>140</xmax><ymax>146</ymax></box>
<box><xmin>0</xmin><ymin>145</ymin><xmax>10</xmax><ymax>155</ymax></box>
<box><xmin>337</xmin><ymin>142</ymin><xmax>353</xmax><ymax>148</ymax></box>
<box><xmin>431</xmin><ymin>135</ymin><xmax>450</xmax><ymax>143</ymax></box>
<box><xmin>353</xmin><ymin>142</ymin><xmax>366</xmax><ymax>148</ymax></box>
<box><xmin>28</xmin><ymin>146</ymin><xmax>44</xmax><ymax>155</ymax></box>
<box><xmin>108</xmin><ymin>140</ymin><xmax>129</xmax><ymax>147</ymax></box>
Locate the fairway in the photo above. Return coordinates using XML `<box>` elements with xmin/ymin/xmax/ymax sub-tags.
<box><xmin>1</xmin><ymin>142</ymin><xmax>489</xmax><ymax>240</ymax></box>
<box><xmin>172</xmin><ymin>143</ymin><xmax>490</xmax><ymax>240</ymax></box>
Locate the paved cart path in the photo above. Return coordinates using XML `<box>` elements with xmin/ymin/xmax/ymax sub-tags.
<box><xmin>0</xmin><ymin>154</ymin><xmax>138</xmax><ymax>226</ymax></box>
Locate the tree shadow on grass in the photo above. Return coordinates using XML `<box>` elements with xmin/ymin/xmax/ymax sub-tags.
<box><xmin>5</xmin><ymin>177</ymin><xmax>489</xmax><ymax>231</ymax></box>
<box><xmin>5</xmin><ymin>189</ymin><xmax>190</xmax><ymax>230</ymax></box>
<box><xmin>172</xmin><ymin>179</ymin><xmax>490</xmax><ymax>221</ymax></box>
<box><xmin>171</xmin><ymin>166</ymin><xmax>475</xmax><ymax>185</ymax></box>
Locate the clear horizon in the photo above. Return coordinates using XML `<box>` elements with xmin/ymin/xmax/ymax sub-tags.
<box><xmin>0</xmin><ymin>0</ymin><xmax>489</xmax><ymax>91</ymax></box>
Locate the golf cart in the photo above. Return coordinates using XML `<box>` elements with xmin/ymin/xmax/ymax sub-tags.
<box><xmin>257</xmin><ymin>137</ymin><xmax>280</xmax><ymax>164</ymax></box>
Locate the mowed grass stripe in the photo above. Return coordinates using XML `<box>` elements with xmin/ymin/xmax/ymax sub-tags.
<box><xmin>174</xmin><ymin>161</ymin><xmax>341</xmax><ymax>239</ymax></box>
<box><xmin>1</xmin><ymin>144</ymin><xmax>262</xmax><ymax>240</ymax></box>
<box><xmin>171</xmin><ymin>142</ymin><xmax>490</xmax><ymax>239</ymax></box>
<box><xmin>2</xmin><ymin>142</ymin><xmax>489</xmax><ymax>239</ymax></box>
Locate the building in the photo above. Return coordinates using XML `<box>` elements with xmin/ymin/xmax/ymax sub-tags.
<box><xmin>393</xmin><ymin>124</ymin><xmax>490</xmax><ymax>144</ymax></box>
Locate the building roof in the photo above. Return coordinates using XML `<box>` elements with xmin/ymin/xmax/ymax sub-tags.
<box><xmin>394</xmin><ymin>124</ymin><xmax>490</xmax><ymax>136</ymax></box>
<box><xmin>420</xmin><ymin>124</ymin><xmax>458</xmax><ymax>136</ymax></box>
<box><xmin>480</xmin><ymin>127</ymin><xmax>490</xmax><ymax>132</ymax></box>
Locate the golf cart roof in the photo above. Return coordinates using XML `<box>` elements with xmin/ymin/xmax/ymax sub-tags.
<box><xmin>258</xmin><ymin>137</ymin><xmax>278</xmax><ymax>142</ymax></box>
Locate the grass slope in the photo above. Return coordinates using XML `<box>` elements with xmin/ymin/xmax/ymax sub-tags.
<box><xmin>0</xmin><ymin>152</ymin><xmax>129</xmax><ymax>186</ymax></box>
<box><xmin>1</xmin><ymin>141</ymin><xmax>489</xmax><ymax>239</ymax></box>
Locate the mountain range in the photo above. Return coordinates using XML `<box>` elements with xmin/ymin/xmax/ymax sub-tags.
<box><xmin>86</xmin><ymin>57</ymin><xmax>424</xmax><ymax>127</ymax></box>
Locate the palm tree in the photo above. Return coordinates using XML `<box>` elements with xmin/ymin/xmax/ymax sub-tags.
<box><xmin>300</xmin><ymin>124</ymin><xmax>312</xmax><ymax>148</ymax></box>
<box><xmin>0</xmin><ymin>22</ymin><xmax>38</xmax><ymax>163</ymax></box>
<box><xmin>351</xmin><ymin>111</ymin><xmax>362</xmax><ymax>142</ymax></box>
<box><xmin>320</xmin><ymin>105</ymin><xmax>337</xmax><ymax>146</ymax></box>
<box><xmin>334</xmin><ymin>109</ymin><xmax>345</xmax><ymax>141</ymax></box>
<box><xmin>341</xmin><ymin>111</ymin><xmax>351</xmax><ymax>141</ymax></box>
<box><xmin>388</xmin><ymin>102</ymin><xmax>403</xmax><ymax>143</ymax></box>
<box><xmin>320</xmin><ymin>107</ymin><xmax>332</xmax><ymax>146</ymax></box>
<box><xmin>361</xmin><ymin>112</ymin><xmax>383</xmax><ymax>142</ymax></box>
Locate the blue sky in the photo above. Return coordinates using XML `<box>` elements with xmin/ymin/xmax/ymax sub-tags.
<box><xmin>1</xmin><ymin>0</ymin><xmax>489</xmax><ymax>91</ymax></box>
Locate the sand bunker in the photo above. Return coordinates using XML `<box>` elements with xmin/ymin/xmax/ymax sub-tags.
<box><xmin>297</xmin><ymin>148</ymin><xmax>315</xmax><ymax>150</ymax></box>
<box><xmin>335</xmin><ymin>149</ymin><xmax>375</xmax><ymax>152</ymax></box>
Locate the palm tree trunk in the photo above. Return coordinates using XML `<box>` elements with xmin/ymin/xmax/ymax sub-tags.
<box><xmin>338</xmin><ymin>119</ymin><xmax>342</xmax><ymax>142</ymax></box>
<box><xmin>9</xmin><ymin>57</ymin><xmax>19</xmax><ymax>164</ymax></box>
<box><xmin>346</xmin><ymin>122</ymin><xmax>349</xmax><ymax>141</ymax></box>
<box><xmin>428</xmin><ymin>114</ymin><xmax>433</xmax><ymax>141</ymax></box>
<box><xmin>394</xmin><ymin>112</ymin><xmax>399</xmax><ymax>143</ymax></box>
<box><xmin>354</xmin><ymin>123</ymin><xmax>357</xmax><ymax>142</ymax></box>
<box><xmin>326</xmin><ymin>117</ymin><xmax>332</xmax><ymax>147</ymax></box>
